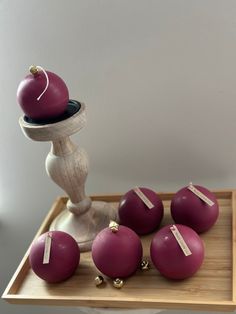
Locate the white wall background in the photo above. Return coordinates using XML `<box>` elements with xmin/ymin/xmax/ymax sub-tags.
<box><xmin>1</xmin><ymin>0</ymin><xmax>236</xmax><ymax>313</ymax></box>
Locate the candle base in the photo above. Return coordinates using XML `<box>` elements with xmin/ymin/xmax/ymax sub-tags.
<box><xmin>49</xmin><ymin>201</ymin><xmax>119</xmax><ymax>252</ymax></box>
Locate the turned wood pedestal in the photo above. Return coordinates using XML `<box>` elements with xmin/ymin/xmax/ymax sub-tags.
<box><xmin>19</xmin><ymin>100</ymin><xmax>118</xmax><ymax>251</ymax></box>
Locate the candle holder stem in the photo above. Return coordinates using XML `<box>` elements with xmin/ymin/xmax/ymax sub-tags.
<box><xmin>46</xmin><ymin>137</ymin><xmax>91</xmax><ymax>215</ymax></box>
<box><xmin>19</xmin><ymin>101</ymin><xmax>118</xmax><ymax>251</ymax></box>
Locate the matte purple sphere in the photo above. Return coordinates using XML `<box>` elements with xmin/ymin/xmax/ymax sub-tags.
<box><xmin>118</xmin><ymin>187</ymin><xmax>164</xmax><ymax>235</ymax></box>
<box><xmin>92</xmin><ymin>225</ymin><xmax>143</xmax><ymax>278</ymax></box>
<box><xmin>29</xmin><ymin>231</ymin><xmax>80</xmax><ymax>283</ymax></box>
<box><xmin>150</xmin><ymin>224</ymin><xmax>204</xmax><ymax>280</ymax></box>
<box><xmin>171</xmin><ymin>185</ymin><xmax>219</xmax><ymax>233</ymax></box>
<box><xmin>17</xmin><ymin>70</ymin><xmax>69</xmax><ymax>120</ymax></box>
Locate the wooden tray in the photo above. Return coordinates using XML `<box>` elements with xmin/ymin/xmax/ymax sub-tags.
<box><xmin>2</xmin><ymin>190</ymin><xmax>236</xmax><ymax>311</ymax></box>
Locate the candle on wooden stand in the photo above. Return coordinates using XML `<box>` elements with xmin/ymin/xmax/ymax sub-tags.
<box><xmin>17</xmin><ymin>65</ymin><xmax>69</xmax><ymax>121</ymax></box>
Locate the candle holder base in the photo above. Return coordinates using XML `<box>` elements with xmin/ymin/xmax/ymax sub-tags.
<box><xmin>50</xmin><ymin>201</ymin><xmax>118</xmax><ymax>252</ymax></box>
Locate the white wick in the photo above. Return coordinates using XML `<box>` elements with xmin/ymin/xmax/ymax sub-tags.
<box><xmin>36</xmin><ymin>65</ymin><xmax>49</xmax><ymax>101</ymax></box>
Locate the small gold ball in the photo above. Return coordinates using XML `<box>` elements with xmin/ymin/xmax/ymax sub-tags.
<box><xmin>113</xmin><ymin>278</ymin><xmax>124</xmax><ymax>289</ymax></box>
<box><xmin>94</xmin><ymin>275</ymin><xmax>104</xmax><ymax>286</ymax></box>
<box><xmin>109</xmin><ymin>220</ymin><xmax>119</xmax><ymax>233</ymax></box>
<box><xmin>29</xmin><ymin>65</ymin><xmax>38</xmax><ymax>75</ymax></box>
<box><xmin>141</xmin><ymin>259</ymin><xmax>150</xmax><ymax>270</ymax></box>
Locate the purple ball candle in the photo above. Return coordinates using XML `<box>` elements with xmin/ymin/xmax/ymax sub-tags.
<box><xmin>29</xmin><ymin>231</ymin><xmax>80</xmax><ymax>283</ymax></box>
<box><xmin>150</xmin><ymin>224</ymin><xmax>204</xmax><ymax>280</ymax></box>
<box><xmin>17</xmin><ymin>66</ymin><xmax>69</xmax><ymax>121</ymax></box>
<box><xmin>92</xmin><ymin>224</ymin><xmax>143</xmax><ymax>278</ymax></box>
<box><xmin>171</xmin><ymin>185</ymin><xmax>219</xmax><ymax>233</ymax></box>
<box><xmin>118</xmin><ymin>187</ymin><xmax>164</xmax><ymax>235</ymax></box>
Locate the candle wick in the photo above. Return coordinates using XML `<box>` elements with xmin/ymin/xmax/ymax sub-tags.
<box><xmin>36</xmin><ymin>66</ymin><xmax>49</xmax><ymax>101</ymax></box>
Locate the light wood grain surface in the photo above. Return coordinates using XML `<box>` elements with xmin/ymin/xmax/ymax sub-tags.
<box><xmin>2</xmin><ymin>191</ymin><xmax>236</xmax><ymax>311</ymax></box>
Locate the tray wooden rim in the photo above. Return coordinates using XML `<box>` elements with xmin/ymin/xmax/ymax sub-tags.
<box><xmin>2</xmin><ymin>189</ymin><xmax>236</xmax><ymax>311</ymax></box>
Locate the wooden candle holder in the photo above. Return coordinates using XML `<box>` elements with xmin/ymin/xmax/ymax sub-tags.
<box><xmin>19</xmin><ymin>101</ymin><xmax>118</xmax><ymax>251</ymax></box>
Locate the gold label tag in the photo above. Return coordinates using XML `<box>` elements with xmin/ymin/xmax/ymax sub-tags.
<box><xmin>133</xmin><ymin>187</ymin><xmax>154</xmax><ymax>209</ymax></box>
<box><xmin>188</xmin><ymin>183</ymin><xmax>214</xmax><ymax>206</ymax></box>
<box><xmin>170</xmin><ymin>225</ymin><xmax>192</xmax><ymax>256</ymax></box>
<box><xmin>43</xmin><ymin>232</ymin><xmax>52</xmax><ymax>264</ymax></box>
